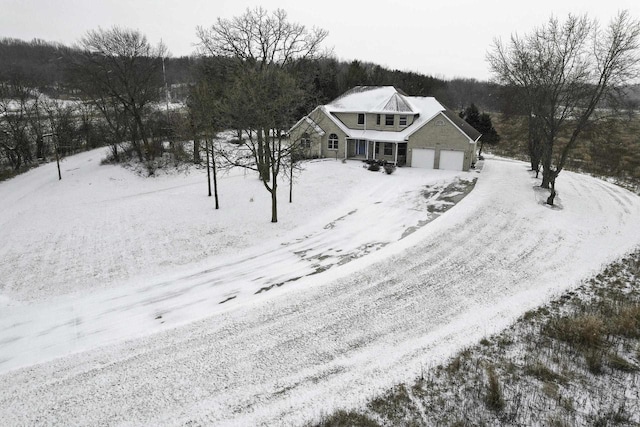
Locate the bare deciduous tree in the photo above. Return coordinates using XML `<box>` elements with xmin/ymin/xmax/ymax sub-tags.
<box><xmin>42</xmin><ymin>98</ymin><xmax>80</xmax><ymax>156</ymax></box>
<box><xmin>71</xmin><ymin>27</ymin><xmax>166</xmax><ymax>163</ymax></box>
<box><xmin>0</xmin><ymin>77</ymin><xmax>37</xmax><ymax>170</ymax></box>
<box><xmin>488</xmin><ymin>11</ymin><xmax>640</xmax><ymax>205</ymax></box>
<box><xmin>218</xmin><ymin>68</ymin><xmax>306</xmax><ymax>222</ymax></box>
<box><xmin>187</xmin><ymin>80</ymin><xmax>222</xmax><ymax>208</ymax></box>
<box><xmin>196</xmin><ymin>8</ymin><xmax>329</xmax><ymax>222</ymax></box>
<box><xmin>196</xmin><ymin>7</ymin><xmax>328</xmax><ymax>71</ymax></box>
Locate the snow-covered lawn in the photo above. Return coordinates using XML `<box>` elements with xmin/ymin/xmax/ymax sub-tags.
<box><xmin>0</xmin><ymin>149</ymin><xmax>474</xmax><ymax>372</ymax></box>
<box><xmin>1</xmin><ymin>150</ymin><xmax>639</xmax><ymax>425</ymax></box>
<box><xmin>0</xmin><ymin>149</ymin><xmax>469</xmax><ymax>304</ymax></box>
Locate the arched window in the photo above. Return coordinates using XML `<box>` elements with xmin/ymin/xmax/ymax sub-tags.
<box><xmin>328</xmin><ymin>133</ymin><xmax>339</xmax><ymax>150</ymax></box>
<box><xmin>300</xmin><ymin>133</ymin><xmax>311</xmax><ymax>148</ymax></box>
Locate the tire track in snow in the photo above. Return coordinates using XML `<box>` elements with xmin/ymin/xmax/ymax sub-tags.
<box><xmin>1</xmin><ymin>159</ymin><xmax>640</xmax><ymax>426</ymax></box>
<box><xmin>0</xmin><ymin>171</ymin><xmax>472</xmax><ymax>374</ymax></box>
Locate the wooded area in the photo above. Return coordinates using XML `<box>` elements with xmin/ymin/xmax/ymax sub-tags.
<box><xmin>0</xmin><ymin>28</ymin><xmax>504</xmax><ymax>179</ymax></box>
<box><xmin>1</xmin><ymin>8</ymin><xmax>639</xmax><ymax>201</ymax></box>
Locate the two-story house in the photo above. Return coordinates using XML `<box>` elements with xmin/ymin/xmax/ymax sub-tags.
<box><xmin>289</xmin><ymin>86</ymin><xmax>482</xmax><ymax>171</ymax></box>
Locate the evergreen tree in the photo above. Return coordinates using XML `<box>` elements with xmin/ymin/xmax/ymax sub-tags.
<box><xmin>476</xmin><ymin>113</ymin><xmax>500</xmax><ymax>157</ymax></box>
<box><xmin>460</xmin><ymin>104</ymin><xmax>499</xmax><ymax>158</ymax></box>
<box><xmin>459</xmin><ymin>104</ymin><xmax>481</xmax><ymax>129</ymax></box>
<box><xmin>343</xmin><ymin>60</ymin><xmax>369</xmax><ymax>90</ymax></box>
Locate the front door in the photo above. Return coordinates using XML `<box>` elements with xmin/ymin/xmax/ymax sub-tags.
<box><xmin>356</xmin><ymin>140</ymin><xmax>366</xmax><ymax>155</ymax></box>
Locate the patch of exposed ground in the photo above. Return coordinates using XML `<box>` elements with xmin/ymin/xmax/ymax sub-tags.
<box><xmin>284</xmin><ymin>176</ymin><xmax>479</xmax><ymax>291</ymax></box>
<box><xmin>401</xmin><ymin>177</ymin><xmax>478</xmax><ymax>239</ymax></box>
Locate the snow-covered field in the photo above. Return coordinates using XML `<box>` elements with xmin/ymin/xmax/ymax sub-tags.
<box><xmin>1</xmin><ymin>149</ymin><xmax>639</xmax><ymax>425</ymax></box>
<box><xmin>0</xmin><ymin>149</ymin><xmax>469</xmax><ymax>304</ymax></box>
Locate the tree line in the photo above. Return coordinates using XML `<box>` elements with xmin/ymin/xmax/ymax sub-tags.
<box><xmin>2</xmin><ymin>7</ymin><xmax>638</xmax><ymax>216</ymax></box>
<box><xmin>0</xmin><ymin>36</ymin><xmax>502</xmax><ymax>109</ymax></box>
<box><xmin>0</xmin><ymin>12</ymin><xmax>502</xmax><ymax>221</ymax></box>
<box><xmin>0</xmin><ymin>28</ymin><xmax>504</xmax><ymax>180</ymax></box>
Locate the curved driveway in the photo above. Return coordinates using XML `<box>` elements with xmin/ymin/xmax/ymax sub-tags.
<box><xmin>1</xmin><ymin>158</ymin><xmax>639</xmax><ymax>426</ymax></box>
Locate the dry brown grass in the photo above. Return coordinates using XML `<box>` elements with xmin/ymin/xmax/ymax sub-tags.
<box><xmin>545</xmin><ymin>314</ymin><xmax>605</xmax><ymax>348</ymax></box>
<box><xmin>312</xmin><ymin>249</ymin><xmax>640</xmax><ymax>426</ymax></box>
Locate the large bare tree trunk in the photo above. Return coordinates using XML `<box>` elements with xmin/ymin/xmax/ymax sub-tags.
<box><xmin>191</xmin><ymin>115</ymin><xmax>201</xmax><ymax>164</ymax></box>
<box><xmin>204</xmin><ymin>138</ymin><xmax>212</xmax><ymax>197</ymax></box>
<box><xmin>270</xmin><ymin>186</ymin><xmax>278</xmax><ymax>223</ymax></box>
<box><xmin>528</xmin><ymin>115</ymin><xmax>542</xmax><ymax>177</ymax></box>
<box><xmin>546</xmin><ymin>175</ymin><xmax>557</xmax><ymax>205</ymax></box>
<box><xmin>289</xmin><ymin>152</ymin><xmax>294</xmax><ymax>203</ymax></box>
<box><xmin>211</xmin><ymin>139</ymin><xmax>220</xmax><ymax>209</ymax></box>
<box><xmin>477</xmin><ymin>141</ymin><xmax>485</xmax><ymax>159</ymax></box>
<box><xmin>134</xmin><ymin>113</ymin><xmax>153</xmax><ymax>161</ymax></box>
<box><xmin>540</xmin><ymin>139</ymin><xmax>553</xmax><ymax>189</ymax></box>
<box><xmin>193</xmin><ymin>139</ymin><xmax>201</xmax><ymax>164</ymax></box>
<box><xmin>130</xmin><ymin>126</ymin><xmax>144</xmax><ymax>162</ymax></box>
<box><xmin>111</xmin><ymin>144</ymin><xmax>120</xmax><ymax>163</ymax></box>
<box><xmin>257</xmin><ymin>129</ymin><xmax>271</xmax><ymax>182</ymax></box>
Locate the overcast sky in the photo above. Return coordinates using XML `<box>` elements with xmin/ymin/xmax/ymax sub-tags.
<box><xmin>1</xmin><ymin>0</ymin><xmax>639</xmax><ymax>81</ymax></box>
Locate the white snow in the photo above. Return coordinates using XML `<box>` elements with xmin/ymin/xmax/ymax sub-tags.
<box><xmin>1</xmin><ymin>151</ymin><xmax>639</xmax><ymax>426</ymax></box>
<box><xmin>327</xmin><ymin>86</ymin><xmax>404</xmax><ymax>112</ymax></box>
<box><xmin>316</xmin><ymin>87</ymin><xmax>464</xmax><ymax>144</ymax></box>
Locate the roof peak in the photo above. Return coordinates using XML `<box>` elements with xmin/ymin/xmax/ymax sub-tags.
<box><xmin>379</xmin><ymin>92</ymin><xmax>413</xmax><ymax>113</ymax></box>
<box><xmin>327</xmin><ymin>86</ymin><xmax>416</xmax><ymax>113</ymax></box>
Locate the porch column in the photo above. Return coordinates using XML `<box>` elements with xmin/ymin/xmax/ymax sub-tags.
<box><xmin>394</xmin><ymin>143</ymin><xmax>398</xmax><ymax>165</ymax></box>
<box><xmin>373</xmin><ymin>142</ymin><xmax>376</xmax><ymax>160</ymax></box>
<box><xmin>344</xmin><ymin>137</ymin><xmax>347</xmax><ymax>159</ymax></box>
<box><xmin>365</xmin><ymin>140</ymin><xmax>369</xmax><ymax>160</ymax></box>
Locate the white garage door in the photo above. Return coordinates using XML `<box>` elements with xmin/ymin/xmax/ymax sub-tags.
<box><xmin>439</xmin><ymin>150</ymin><xmax>465</xmax><ymax>171</ymax></box>
<box><xmin>411</xmin><ymin>148</ymin><xmax>435</xmax><ymax>169</ymax></box>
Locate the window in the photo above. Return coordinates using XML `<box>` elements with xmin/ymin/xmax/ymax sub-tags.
<box><xmin>300</xmin><ymin>133</ymin><xmax>311</xmax><ymax>149</ymax></box>
<box><xmin>435</xmin><ymin>119</ymin><xmax>445</xmax><ymax>126</ymax></box>
<box><xmin>328</xmin><ymin>133</ymin><xmax>339</xmax><ymax>150</ymax></box>
<box><xmin>399</xmin><ymin>115</ymin><xmax>407</xmax><ymax>126</ymax></box>
<box><xmin>385</xmin><ymin>115</ymin><xmax>394</xmax><ymax>126</ymax></box>
<box><xmin>376</xmin><ymin>114</ymin><xmax>381</xmax><ymax>125</ymax></box>
<box><xmin>357</xmin><ymin>113</ymin><xmax>365</xmax><ymax>125</ymax></box>
<box><xmin>384</xmin><ymin>143</ymin><xmax>393</xmax><ymax>156</ymax></box>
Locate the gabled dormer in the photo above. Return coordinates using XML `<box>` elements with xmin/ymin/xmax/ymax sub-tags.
<box><xmin>325</xmin><ymin>86</ymin><xmax>418</xmax><ymax>132</ymax></box>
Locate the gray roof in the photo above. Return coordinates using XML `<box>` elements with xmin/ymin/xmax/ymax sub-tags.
<box><xmin>381</xmin><ymin>93</ymin><xmax>414</xmax><ymax>112</ymax></box>
<box><xmin>442</xmin><ymin>109</ymin><xmax>482</xmax><ymax>142</ymax></box>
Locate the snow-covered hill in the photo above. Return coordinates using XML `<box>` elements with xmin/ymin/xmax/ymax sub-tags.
<box><xmin>1</xmin><ymin>151</ymin><xmax>639</xmax><ymax>425</ymax></box>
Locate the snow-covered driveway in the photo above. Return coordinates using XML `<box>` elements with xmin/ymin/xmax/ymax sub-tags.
<box><xmin>1</xmin><ymin>157</ymin><xmax>640</xmax><ymax>425</ymax></box>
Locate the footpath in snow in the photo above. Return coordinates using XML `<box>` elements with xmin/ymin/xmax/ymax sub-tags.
<box><xmin>1</xmin><ymin>156</ymin><xmax>640</xmax><ymax>425</ymax></box>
